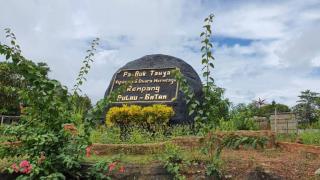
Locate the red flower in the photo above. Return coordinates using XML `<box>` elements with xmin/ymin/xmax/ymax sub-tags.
<box><xmin>18</xmin><ymin>160</ymin><xmax>32</xmax><ymax>174</ymax></box>
<box><xmin>108</xmin><ymin>162</ymin><xmax>117</xmax><ymax>172</ymax></box>
<box><xmin>11</xmin><ymin>163</ymin><xmax>19</xmax><ymax>173</ymax></box>
<box><xmin>19</xmin><ymin>160</ymin><xmax>30</xmax><ymax>168</ymax></box>
<box><xmin>119</xmin><ymin>166</ymin><xmax>125</xmax><ymax>173</ymax></box>
<box><xmin>86</xmin><ymin>146</ymin><xmax>92</xmax><ymax>157</ymax></box>
<box><xmin>21</xmin><ymin>164</ymin><xmax>32</xmax><ymax>174</ymax></box>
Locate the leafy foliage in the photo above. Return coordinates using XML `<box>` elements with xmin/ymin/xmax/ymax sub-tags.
<box><xmin>0</xmin><ymin>62</ymin><xmax>25</xmax><ymax>115</ymax></box>
<box><xmin>90</xmin><ymin>125</ymin><xmax>192</xmax><ymax>144</ymax></box>
<box><xmin>293</xmin><ymin>90</ymin><xmax>320</xmax><ymax>124</ymax></box>
<box><xmin>200</xmin><ymin>14</ymin><xmax>215</xmax><ymax>94</ymax></box>
<box><xmin>256</xmin><ymin>101</ymin><xmax>290</xmax><ymax>117</ymax></box>
<box><xmin>276</xmin><ymin>131</ymin><xmax>320</xmax><ymax>145</ymax></box>
<box><xmin>142</xmin><ymin>104</ymin><xmax>175</xmax><ymax>132</ymax></box>
<box><xmin>201</xmin><ymin>132</ymin><xmax>268</xmax><ymax>178</ymax></box>
<box><xmin>0</xmin><ymin>29</ymin><xmax>83</xmax><ymax>179</ymax></box>
<box><xmin>0</xmin><ymin>28</ymin><xmax>122</xmax><ymax>179</ymax></box>
<box><xmin>198</xmin><ymin>14</ymin><xmax>231</xmax><ymax>131</ymax></box>
<box><xmin>299</xmin><ymin>130</ymin><xmax>320</xmax><ymax>145</ymax></box>
<box><xmin>72</xmin><ymin>38</ymin><xmax>99</xmax><ymax>94</ymax></box>
<box><xmin>173</xmin><ymin>14</ymin><xmax>230</xmax><ymax>134</ymax></box>
<box><xmin>106</xmin><ymin>104</ymin><xmax>174</xmax><ymax>140</ymax></box>
<box><xmin>86</xmin><ymin>157</ymin><xmax>125</xmax><ymax>180</ymax></box>
<box><xmin>71</xmin><ymin>93</ymin><xmax>92</xmax><ymax>126</ymax></box>
<box><xmin>228</xmin><ymin>104</ymin><xmax>259</xmax><ymax>130</ymax></box>
<box><xmin>0</xmin><ymin>58</ymin><xmax>50</xmax><ymax>115</ymax></box>
<box><xmin>161</xmin><ymin>143</ymin><xmax>186</xmax><ymax>180</ymax></box>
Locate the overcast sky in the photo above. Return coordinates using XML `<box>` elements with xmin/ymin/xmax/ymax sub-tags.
<box><xmin>1</xmin><ymin>0</ymin><xmax>320</xmax><ymax>106</ymax></box>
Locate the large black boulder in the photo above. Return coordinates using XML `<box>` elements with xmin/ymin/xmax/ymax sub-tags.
<box><xmin>104</xmin><ymin>54</ymin><xmax>203</xmax><ymax>124</ymax></box>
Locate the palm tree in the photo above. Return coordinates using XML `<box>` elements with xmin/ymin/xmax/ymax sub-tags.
<box><xmin>254</xmin><ymin>98</ymin><xmax>266</xmax><ymax>108</ymax></box>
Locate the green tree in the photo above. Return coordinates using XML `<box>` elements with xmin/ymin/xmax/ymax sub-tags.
<box><xmin>293</xmin><ymin>90</ymin><xmax>320</xmax><ymax>124</ymax></box>
<box><xmin>0</xmin><ymin>61</ymin><xmax>50</xmax><ymax>115</ymax></box>
<box><xmin>256</xmin><ymin>100</ymin><xmax>290</xmax><ymax>117</ymax></box>
<box><xmin>0</xmin><ymin>62</ymin><xmax>23</xmax><ymax>115</ymax></box>
<box><xmin>228</xmin><ymin>103</ymin><xmax>258</xmax><ymax>130</ymax></box>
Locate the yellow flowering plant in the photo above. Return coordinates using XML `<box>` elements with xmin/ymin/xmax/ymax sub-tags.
<box><xmin>105</xmin><ymin>104</ymin><xmax>174</xmax><ymax>139</ymax></box>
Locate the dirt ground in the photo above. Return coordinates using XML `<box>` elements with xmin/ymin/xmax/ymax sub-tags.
<box><xmin>221</xmin><ymin>148</ymin><xmax>320</xmax><ymax>180</ymax></box>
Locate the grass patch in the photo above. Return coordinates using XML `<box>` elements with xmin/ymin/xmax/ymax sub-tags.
<box><xmin>85</xmin><ymin>154</ymin><xmax>160</xmax><ymax>165</ymax></box>
<box><xmin>90</xmin><ymin>125</ymin><xmax>193</xmax><ymax>144</ymax></box>
<box><xmin>84</xmin><ymin>148</ymin><xmax>206</xmax><ymax>165</ymax></box>
<box><xmin>299</xmin><ymin>130</ymin><xmax>320</xmax><ymax>145</ymax></box>
<box><xmin>276</xmin><ymin>130</ymin><xmax>320</xmax><ymax>146</ymax></box>
<box><xmin>276</xmin><ymin>133</ymin><xmax>297</xmax><ymax>143</ymax></box>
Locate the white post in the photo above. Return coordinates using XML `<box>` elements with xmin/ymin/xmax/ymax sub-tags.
<box><xmin>274</xmin><ymin>107</ymin><xmax>277</xmax><ymax>133</ymax></box>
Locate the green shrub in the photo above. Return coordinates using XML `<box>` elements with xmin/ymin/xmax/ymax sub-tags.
<box><xmin>142</xmin><ymin>104</ymin><xmax>175</xmax><ymax>132</ymax></box>
<box><xmin>106</xmin><ymin>104</ymin><xmax>174</xmax><ymax>128</ymax></box>
<box><xmin>276</xmin><ymin>133</ymin><xmax>297</xmax><ymax>143</ymax></box>
<box><xmin>0</xmin><ymin>30</ymin><xmax>104</xmax><ymax>179</ymax></box>
<box><xmin>276</xmin><ymin>132</ymin><xmax>320</xmax><ymax>146</ymax></box>
<box><xmin>218</xmin><ymin>116</ymin><xmax>258</xmax><ymax>131</ymax></box>
<box><xmin>169</xmin><ymin>125</ymin><xmax>193</xmax><ymax>137</ymax></box>
<box><xmin>100</xmin><ymin>127</ymin><xmax>122</xmax><ymax>144</ymax></box>
<box><xmin>90</xmin><ymin>125</ymin><xmax>197</xmax><ymax>144</ymax></box>
<box><xmin>232</xmin><ymin>116</ymin><xmax>258</xmax><ymax>130</ymax></box>
<box><xmin>90</xmin><ymin>126</ymin><xmax>122</xmax><ymax>144</ymax></box>
<box><xmin>90</xmin><ymin>126</ymin><xmax>169</xmax><ymax>144</ymax></box>
<box><xmin>312</xmin><ymin>121</ymin><xmax>320</xmax><ymax>129</ymax></box>
<box><xmin>301</xmin><ymin>120</ymin><xmax>320</xmax><ymax>129</ymax></box>
<box><xmin>105</xmin><ymin>104</ymin><xmax>174</xmax><ymax>139</ymax></box>
<box><xmin>299</xmin><ymin>131</ymin><xmax>320</xmax><ymax>145</ymax></box>
<box><xmin>128</xmin><ymin>128</ymin><xmax>155</xmax><ymax>144</ymax></box>
<box><xmin>217</xmin><ymin>119</ymin><xmax>236</xmax><ymax>131</ymax></box>
<box><xmin>161</xmin><ymin>143</ymin><xmax>186</xmax><ymax>180</ymax></box>
<box><xmin>105</xmin><ymin>105</ymin><xmax>143</xmax><ymax>127</ymax></box>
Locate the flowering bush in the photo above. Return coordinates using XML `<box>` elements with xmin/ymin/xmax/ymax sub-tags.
<box><xmin>87</xmin><ymin>160</ymin><xmax>126</xmax><ymax>179</ymax></box>
<box><xmin>106</xmin><ymin>104</ymin><xmax>174</xmax><ymax>128</ymax></box>
<box><xmin>106</xmin><ymin>104</ymin><xmax>174</xmax><ymax>139</ymax></box>
<box><xmin>142</xmin><ymin>104</ymin><xmax>174</xmax><ymax>132</ymax></box>
<box><xmin>0</xmin><ymin>29</ymin><xmax>125</xmax><ymax>179</ymax></box>
<box><xmin>9</xmin><ymin>160</ymin><xmax>32</xmax><ymax>174</ymax></box>
<box><xmin>105</xmin><ymin>105</ymin><xmax>143</xmax><ymax>127</ymax></box>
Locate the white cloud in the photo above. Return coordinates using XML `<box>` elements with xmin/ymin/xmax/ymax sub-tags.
<box><xmin>0</xmin><ymin>0</ymin><xmax>320</xmax><ymax>107</ymax></box>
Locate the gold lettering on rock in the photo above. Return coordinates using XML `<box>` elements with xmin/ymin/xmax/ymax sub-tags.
<box><xmin>122</xmin><ymin>71</ymin><xmax>146</xmax><ymax>77</ymax></box>
<box><xmin>144</xmin><ymin>94</ymin><xmax>167</xmax><ymax>100</ymax></box>
<box><xmin>126</xmin><ymin>85</ymin><xmax>160</xmax><ymax>93</ymax></box>
<box><xmin>117</xmin><ymin>95</ymin><xmax>138</xmax><ymax>101</ymax></box>
<box><xmin>150</xmin><ymin>70</ymin><xmax>171</xmax><ymax>77</ymax></box>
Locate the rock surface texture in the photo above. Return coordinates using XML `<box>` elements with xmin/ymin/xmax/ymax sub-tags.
<box><xmin>104</xmin><ymin>54</ymin><xmax>203</xmax><ymax>124</ymax></box>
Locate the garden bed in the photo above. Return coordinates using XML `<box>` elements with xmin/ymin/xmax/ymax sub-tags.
<box><xmin>83</xmin><ymin>147</ymin><xmax>320</xmax><ymax>179</ymax></box>
<box><xmin>1</xmin><ymin>132</ymin><xmax>320</xmax><ymax>179</ymax></box>
<box><xmin>91</xmin><ymin>131</ymin><xmax>277</xmax><ymax>155</ymax></box>
<box><xmin>92</xmin><ymin>136</ymin><xmax>202</xmax><ymax>155</ymax></box>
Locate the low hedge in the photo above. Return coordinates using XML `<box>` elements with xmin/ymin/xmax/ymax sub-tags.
<box><xmin>106</xmin><ymin>104</ymin><xmax>174</xmax><ymax>133</ymax></box>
